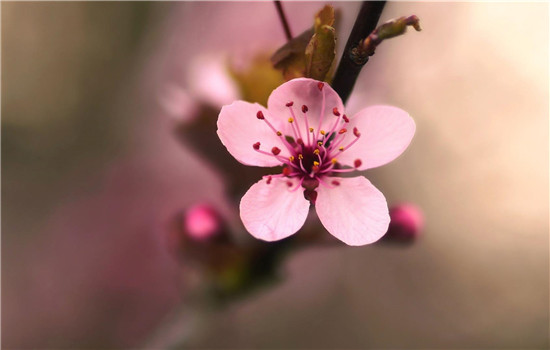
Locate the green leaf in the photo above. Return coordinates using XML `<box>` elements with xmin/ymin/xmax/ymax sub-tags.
<box><xmin>305</xmin><ymin>5</ymin><xmax>336</xmax><ymax>81</ymax></box>
<box><xmin>271</xmin><ymin>4</ymin><xmax>337</xmax><ymax>82</ymax></box>
<box><xmin>305</xmin><ymin>26</ymin><xmax>336</xmax><ymax>81</ymax></box>
<box><xmin>314</xmin><ymin>4</ymin><xmax>335</xmax><ymax>30</ymax></box>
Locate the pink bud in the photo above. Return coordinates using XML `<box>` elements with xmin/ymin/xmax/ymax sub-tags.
<box><xmin>183</xmin><ymin>203</ymin><xmax>221</xmax><ymax>240</ymax></box>
<box><xmin>385</xmin><ymin>203</ymin><xmax>424</xmax><ymax>243</ymax></box>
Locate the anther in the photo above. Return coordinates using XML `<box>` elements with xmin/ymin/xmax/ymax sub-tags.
<box><xmin>287</xmin><ymin>181</ymin><xmax>293</xmax><ymax>187</ymax></box>
<box><xmin>342</xmin><ymin>115</ymin><xmax>350</xmax><ymax>123</ymax></box>
<box><xmin>289</xmin><ymin>155</ymin><xmax>295</xmax><ymax>162</ymax></box>
<box><xmin>354</xmin><ymin>159</ymin><xmax>362</xmax><ymax>168</ymax></box>
<box><xmin>331</xmin><ymin>158</ymin><xmax>337</xmax><ymax>164</ymax></box>
<box><xmin>256</xmin><ymin>111</ymin><xmax>265</xmax><ymax>120</ymax></box>
<box><xmin>271</xmin><ymin>147</ymin><xmax>281</xmax><ymax>155</ymax></box>
<box><xmin>317</xmin><ymin>82</ymin><xmax>324</xmax><ymax>91</ymax></box>
<box><xmin>353</xmin><ymin>127</ymin><xmax>361</xmax><ymax>137</ymax></box>
<box><xmin>288</xmin><ymin>117</ymin><xmax>294</xmax><ymax>123</ymax></box>
<box><xmin>320</xmin><ymin>130</ymin><xmax>326</xmax><ymax>135</ymax></box>
<box><xmin>286</xmin><ymin>101</ymin><xmax>294</xmax><ymax>107</ymax></box>
<box><xmin>338</xmin><ymin>128</ymin><xmax>347</xmax><ymax>134</ymax></box>
<box><xmin>266</xmin><ymin>175</ymin><xmax>272</xmax><ymax>185</ymax></box>
<box><xmin>332</xmin><ymin>107</ymin><xmax>340</xmax><ymax>116</ymax></box>
<box><xmin>309</xmin><ymin>127</ymin><xmax>314</xmax><ymax>133</ymax></box>
<box><xmin>331</xmin><ymin>180</ymin><xmax>341</xmax><ymax>186</ymax></box>
<box><xmin>317</xmin><ymin>141</ymin><xmax>323</xmax><ymax>146</ymax></box>
<box><xmin>298</xmin><ymin>154</ymin><xmax>303</xmax><ymax>160</ymax></box>
<box><xmin>282</xmin><ymin>167</ymin><xmax>292</xmax><ymax>177</ymax></box>
<box><xmin>338</xmin><ymin>146</ymin><xmax>344</xmax><ymax>151</ymax></box>
<box><xmin>253</xmin><ymin>142</ymin><xmax>261</xmax><ymax>150</ymax></box>
<box><xmin>302</xmin><ymin>105</ymin><xmax>309</xmax><ymax>113</ymax></box>
<box><xmin>313</xmin><ymin>161</ymin><xmax>320</xmax><ymax>166</ymax></box>
<box><xmin>313</xmin><ymin>149</ymin><xmax>320</xmax><ymax>155</ymax></box>
<box><xmin>276</xmin><ymin>131</ymin><xmax>282</xmax><ymax>136</ymax></box>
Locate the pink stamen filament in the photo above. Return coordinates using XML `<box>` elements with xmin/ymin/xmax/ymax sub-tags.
<box><xmin>338</xmin><ymin>135</ymin><xmax>361</xmax><ymax>154</ymax></box>
<box><xmin>315</xmin><ymin>152</ymin><xmax>323</xmax><ymax>168</ymax></box>
<box><xmin>259</xmin><ymin>112</ymin><xmax>295</xmax><ymax>153</ymax></box>
<box><xmin>327</xmin><ymin>132</ymin><xmax>347</xmax><ymax>152</ymax></box>
<box><xmin>302</xmin><ymin>107</ymin><xmax>311</xmax><ymax>146</ymax></box>
<box><xmin>324</xmin><ymin>167</ymin><xmax>357</xmax><ymax>174</ymax></box>
<box><xmin>287</xmin><ymin>106</ymin><xmax>304</xmax><ymax>142</ymax></box>
<box><xmin>318</xmin><ymin>163</ymin><xmax>335</xmax><ymax>175</ymax></box>
<box><xmin>316</xmin><ymin>157</ymin><xmax>340</xmax><ymax>175</ymax></box>
<box><xmin>254</xmin><ymin>148</ymin><xmax>300</xmax><ymax>170</ymax></box>
<box><xmin>326</xmin><ymin>127</ymin><xmax>361</xmax><ymax>160</ymax></box>
<box><xmin>298</xmin><ymin>156</ymin><xmax>308</xmax><ymax>173</ymax></box>
<box><xmin>263</xmin><ymin>172</ymin><xmax>300</xmax><ymax>181</ymax></box>
<box><xmin>287</xmin><ymin>118</ymin><xmax>300</xmax><ymax>142</ymax></box>
<box><xmin>315</xmin><ymin>87</ymin><xmax>326</xmax><ymax>141</ymax></box>
<box><xmin>323</xmin><ymin>110</ymin><xmax>344</xmax><ymax>146</ymax></box>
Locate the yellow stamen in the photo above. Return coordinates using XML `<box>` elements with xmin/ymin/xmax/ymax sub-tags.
<box><xmin>313</xmin><ymin>161</ymin><xmax>320</xmax><ymax>166</ymax></box>
<box><xmin>313</xmin><ymin>149</ymin><xmax>320</xmax><ymax>155</ymax></box>
<box><xmin>339</xmin><ymin>146</ymin><xmax>344</xmax><ymax>151</ymax></box>
<box><xmin>276</xmin><ymin>131</ymin><xmax>282</xmax><ymax>136</ymax></box>
<box><xmin>298</xmin><ymin>154</ymin><xmax>303</xmax><ymax>160</ymax></box>
<box><xmin>317</xmin><ymin>141</ymin><xmax>323</xmax><ymax>146</ymax></box>
<box><xmin>320</xmin><ymin>130</ymin><xmax>326</xmax><ymax>135</ymax></box>
<box><xmin>289</xmin><ymin>156</ymin><xmax>295</xmax><ymax>162</ymax></box>
<box><xmin>309</xmin><ymin>127</ymin><xmax>314</xmax><ymax>133</ymax></box>
<box><xmin>288</xmin><ymin>117</ymin><xmax>294</xmax><ymax>123</ymax></box>
<box><xmin>331</xmin><ymin>158</ymin><xmax>337</xmax><ymax>164</ymax></box>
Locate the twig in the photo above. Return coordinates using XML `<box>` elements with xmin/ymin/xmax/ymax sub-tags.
<box><xmin>331</xmin><ymin>1</ymin><xmax>386</xmax><ymax>104</ymax></box>
<box><xmin>274</xmin><ymin>1</ymin><xmax>293</xmax><ymax>42</ymax></box>
<box><xmin>355</xmin><ymin>15</ymin><xmax>421</xmax><ymax>60</ymax></box>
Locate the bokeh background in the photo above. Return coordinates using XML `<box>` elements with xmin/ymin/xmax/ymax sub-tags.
<box><xmin>2</xmin><ymin>1</ymin><xmax>548</xmax><ymax>348</ymax></box>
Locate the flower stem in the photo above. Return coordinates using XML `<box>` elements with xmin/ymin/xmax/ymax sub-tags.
<box><xmin>274</xmin><ymin>1</ymin><xmax>293</xmax><ymax>42</ymax></box>
<box><xmin>331</xmin><ymin>1</ymin><xmax>386</xmax><ymax>104</ymax></box>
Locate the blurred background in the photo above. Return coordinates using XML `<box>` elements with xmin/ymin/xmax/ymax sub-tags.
<box><xmin>2</xmin><ymin>2</ymin><xmax>548</xmax><ymax>348</ymax></box>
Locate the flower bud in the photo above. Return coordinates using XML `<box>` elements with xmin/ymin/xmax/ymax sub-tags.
<box><xmin>384</xmin><ymin>203</ymin><xmax>424</xmax><ymax>243</ymax></box>
<box><xmin>183</xmin><ymin>203</ymin><xmax>222</xmax><ymax>240</ymax></box>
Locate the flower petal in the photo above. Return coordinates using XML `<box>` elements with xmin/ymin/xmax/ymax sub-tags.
<box><xmin>267</xmin><ymin>78</ymin><xmax>344</xmax><ymax>140</ymax></box>
<box><xmin>217</xmin><ymin>101</ymin><xmax>288</xmax><ymax>167</ymax></box>
<box><xmin>315</xmin><ymin>176</ymin><xmax>389</xmax><ymax>246</ymax></box>
<box><xmin>240</xmin><ymin>177</ymin><xmax>310</xmax><ymax>241</ymax></box>
<box><xmin>338</xmin><ymin>105</ymin><xmax>415</xmax><ymax>170</ymax></box>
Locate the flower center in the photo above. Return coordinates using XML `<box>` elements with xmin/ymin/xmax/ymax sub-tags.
<box><xmin>252</xmin><ymin>82</ymin><xmax>363</xmax><ymax>194</ymax></box>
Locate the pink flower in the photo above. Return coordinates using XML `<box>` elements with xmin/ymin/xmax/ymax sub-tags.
<box><xmin>217</xmin><ymin>78</ymin><xmax>415</xmax><ymax>246</ymax></box>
